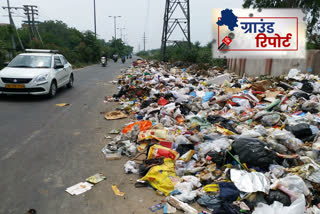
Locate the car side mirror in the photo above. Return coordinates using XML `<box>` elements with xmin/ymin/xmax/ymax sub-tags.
<box><xmin>3</xmin><ymin>62</ymin><xmax>9</xmax><ymax>67</ymax></box>
<box><xmin>54</xmin><ymin>64</ymin><xmax>64</xmax><ymax>69</ymax></box>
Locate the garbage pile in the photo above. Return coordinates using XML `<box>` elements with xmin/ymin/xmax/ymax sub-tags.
<box><xmin>102</xmin><ymin>60</ymin><xmax>320</xmax><ymax>214</ymax></box>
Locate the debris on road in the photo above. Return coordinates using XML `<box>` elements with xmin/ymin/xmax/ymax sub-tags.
<box><xmin>112</xmin><ymin>185</ymin><xmax>125</xmax><ymax>196</ymax></box>
<box><xmin>86</xmin><ymin>173</ymin><xmax>106</xmax><ymax>184</ymax></box>
<box><xmin>102</xmin><ymin>60</ymin><xmax>320</xmax><ymax>213</ymax></box>
<box><xmin>65</xmin><ymin>182</ymin><xmax>93</xmax><ymax>195</ymax></box>
<box><xmin>56</xmin><ymin>103</ymin><xmax>71</xmax><ymax>107</ymax></box>
<box><xmin>104</xmin><ymin>111</ymin><xmax>128</xmax><ymax>120</ymax></box>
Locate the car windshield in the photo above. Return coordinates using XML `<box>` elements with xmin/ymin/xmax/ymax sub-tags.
<box><xmin>8</xmin><ymin>55</ymin><xmax>52</xmax><ymax>68</ymax></box>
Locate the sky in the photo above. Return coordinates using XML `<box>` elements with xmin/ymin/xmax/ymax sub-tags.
<box><xmin>0</xmin><ymin>0</ymin><xmax>243</xmax><ymax>52</ymax></box>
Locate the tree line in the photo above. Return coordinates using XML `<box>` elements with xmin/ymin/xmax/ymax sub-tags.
<box><xmin>0</xmin><ymin>20</ymin><xmax>133</xmax><ymax>68</ymax></box>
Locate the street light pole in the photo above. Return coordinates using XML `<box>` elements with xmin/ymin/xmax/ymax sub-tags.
<box><xmin>108</xmin><ymin>16</ymin><xmax>121</xmax><ymax>40</ymax></box>
<box><xmin>93</xmin><ymin>0</ymin><xmax>97</xmax><ymax>38</ymax></box>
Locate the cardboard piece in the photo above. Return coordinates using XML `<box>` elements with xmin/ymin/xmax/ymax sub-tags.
<box><xmin>104</xmin><ymin>111</ymin><xmax>128</xmax><ymax>120</ymax></box>
<box><xmin>65</xmin><ymin>182</ymin><xmax>93</xmax><ymax>195</ymax></box>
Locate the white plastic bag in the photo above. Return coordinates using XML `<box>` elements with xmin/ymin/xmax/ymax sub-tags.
<box><xmin>252</xmin><ymin>194</ymin><xmax>305</xmax><ymax>214</ymax></box>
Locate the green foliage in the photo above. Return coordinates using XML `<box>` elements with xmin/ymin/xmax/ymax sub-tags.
<box><xmin>242</xmin><ymin>0</ymin><xmax>320</xmax><ymax>48</ymax></box>
<box><xmin>0</xmin><ymin>20</ymin><xmax>133</xmax><ymax>68</ymax></box>
<box><xmin>137</xmin><ymin>41</ymin><xmax>226</xmax><ymax>67</ymax></box>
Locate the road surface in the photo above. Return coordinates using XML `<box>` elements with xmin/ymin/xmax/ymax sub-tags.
<box><xmin>0</xmin><ymin>59</ymin><xmax>169</xmax><ymax>214</ymax></box>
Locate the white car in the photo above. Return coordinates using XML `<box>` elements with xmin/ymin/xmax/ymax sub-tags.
<box><xmin>0</xmin><ymin>49</ymin><xmax>74</xmax><ymax>97</ymax></box>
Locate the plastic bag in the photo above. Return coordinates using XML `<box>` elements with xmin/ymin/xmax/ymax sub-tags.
<box><xmin>202</xmin><ymin>92</ymin><xmax>214</xmax><ymax>103</ymax></box>
<box><xmin>124</xmin><ymin>160</ymin><xmax>138</xmax><ymax>174</ymax></box>
<box><xmin>197</xmin><ymin>138</ymin><xmax>230</xmax><ymax>157</ymax></box>
<box><xmin>252</xmin><ymin>194</ymin><xmax>305</xmax><ymax>214</ymax></box>
<box><xmin>230</xmin><ymin>169</ymin><xmax>270</xmax><ymax>193</ymax></box>
<box><xmin>232</xmin><ymin>137</ymin><xmax>278</xmax><ymax>169</ymax></box>
<box><xmin>261</xmin><ymin>114</ymin><xmax>281</xmax><ymax>126</ymax></box>
<box><xmin>179</xmin><ymin>150</ymin><xmax>195</xmax><ymax>162</ymax></box>
<box><xmin>158</xmin><ymin>97</ymin><xmax>169</xmax><ymax>106</ymax></box>
<box><xmin>122</xmin><ymin>120</ymin><xmax>152</xmax><ymax>134</ymax></box>
<box><xmin>147</xmin><ymin>145</ymin><xmax>179</xmax><ymax>160</ymax></box>
<box><xmin>270</xmin><ymin>175</ymin><xmax>310</xmax><ymax>198</ymax></box>
<box><xmin>137</xmin><ymin>129</ymin><xmax>168</xmax><ymax>142</ymax></box>
<box><xmin>140</xmin><ymin>158</ymin><xmax>181</xmax><ymax>196</ymax></box>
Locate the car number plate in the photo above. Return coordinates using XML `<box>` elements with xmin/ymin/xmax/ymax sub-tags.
<box><xmin>5</xmin><ymin>84</ymin><xmax>25</xmax><ymax>89</ymax></box>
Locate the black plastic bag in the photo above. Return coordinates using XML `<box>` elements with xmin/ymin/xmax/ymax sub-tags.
<box><xmin>207</xmin><ymin>115</ymin><xmax>238</xmax><ymax>134</ymax></box>
<box><xmin>212</xmin><ymin>202</ymin><xmax>242</xmax><ymax>214</ymax></box>
<box><xmin>301</xmin><ymin>80</ymin><xmax>314</xmax><ymax>93</ymax></box>
<box><xmin>176</xmin><ymin>144</ymin><xmax>194</xmax><ymax>156</ymax></box>
<box><xmin>231</xmin><ymin>137</ymin><xmax>278</xmax><ymax>169</ymax></box>
<box><xmin>206</xmin><ymin>151</ymin><xmax>226</xmax><ymax>167</ymax></box>
<box><xmin>292</xmin><ymin>92</ymin><xmax>310</xmax><ymax>100</ymax></box>
<box><xmin>286</xmin><ymin>123</ymin><xmax>312</xmax><ymax>140</ymax></box>
<box><xmin>141</xmin><ymin>99</ymin><xmax>156</xmax><ymax>109</ymax></box>
<box><xmin>265</xmin><ymin>190</ymin><xmax>291</xmax><ymax>206</ymax></box>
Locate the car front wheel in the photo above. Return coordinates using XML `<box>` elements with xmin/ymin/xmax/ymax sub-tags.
<box><xmin>48</xmin><ymin>80</ymin><xmax>57</xmax><ymax>98</ymax></box>
<box><xmin>67</xmin><ymin>74</ymin><xmax>74</xmax><ymax>88</ymax></box>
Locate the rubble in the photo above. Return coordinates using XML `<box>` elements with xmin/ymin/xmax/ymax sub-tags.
<box><xmin>102</xmin><ymin>62</ymin><xmax>320</xmax><ymax>213</ymax></box>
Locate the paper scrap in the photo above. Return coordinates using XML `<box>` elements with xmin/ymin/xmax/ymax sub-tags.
<box><xmin>65</xmin><ymin>182</ymin><xmax>93</xmax><ymax>195</ymax></box>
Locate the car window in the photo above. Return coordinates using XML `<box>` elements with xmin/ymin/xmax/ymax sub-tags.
<box><xmin>8</xmin><ymin>55</ymin><xmax>52</xmax><ymax>68</ymax></box>
<box><xmin>60</xmin><ymin>56</ymin><xmax>68</xmax><ymax>65</ymax></box>
<box><xmin>54</xmin><ymin>56</ymin><xmax>63</xmax><ymax>67</ymax></box>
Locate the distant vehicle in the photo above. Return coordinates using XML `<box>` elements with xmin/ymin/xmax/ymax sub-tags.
<box><xmin>101</xmin><ymin>57</ymin><xmax>107</xmax><ymax>67</ymax></box>
<box><xmin>0</xmin><ymin>49</ymin><xmax>74</xmax><ymax>97</ymax></box>
<box><xmin>112</xmin><ymin>54</ymin><xmax>118</xmax><ymax>63</ymax></box>
<box><xmin>121</xmin><ymin>56</ymin><xmax>126</xmax><ymax>64</ymax></box>
<box><xmin>129</xmin><ymin>54</ymin><xmax>132</xmax><ymax>59</ymax></box>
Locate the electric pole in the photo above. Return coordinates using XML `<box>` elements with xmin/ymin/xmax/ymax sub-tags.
<box><xmin>117</xmin><ymin>27</ymin><xmax>125</xmax><ymax>40</ymax></box>
<box><xmin>93</xmin><ymin>0</ymin><xmax>97</xmax><ymax>38</ymax></box>
<box><xmin>4</xmin><ymin>0</ymin><xmax>16</xmax><ymax>53</ymax></box>
<box><xmin>161</xmin><ymin>0</ymin><xmax>191</xmax><ymax>61</ymax></box>
<box><xmin>2</xmin><ymin>1</ymin><xmax>25</xmax><ymax>53</ymax></box>
<box><xmin>23</xmin><ymin>5</ymin><xmax>33</xmax><ymax>40</ymax></box>
<box><xmin>23</xmin><ymin>5</ymin><xmax>42</xmax><ymax>45</ymax></box>
<box><xmin>108</xmin><ymin>16</ymin><xmax>121</xmax><ymax>40</ymax></box>
<box><xmin>143</xmin><ymin>32</ymin><xmax>147</xmax><ymax>52</ymax></box>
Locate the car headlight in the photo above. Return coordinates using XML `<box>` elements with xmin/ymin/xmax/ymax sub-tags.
<box><xmin>35</xmin><ymin>74</ymin><xmax>49</xmax><ymax>83</ymax></box>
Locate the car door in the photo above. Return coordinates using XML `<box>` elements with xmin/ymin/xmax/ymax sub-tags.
<box><xmin>60</xmin><ymin>55</ymin><xmax>71</xmax><ymax>84</ymax></box>
<box><xmin>54</xmin><ymin>56</ymin><xmax>65</xmax><ymax>87</ymax></box>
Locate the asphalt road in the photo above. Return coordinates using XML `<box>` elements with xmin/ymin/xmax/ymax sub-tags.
<box><xmin>0</xmin><ymin>59</ymin><xmax>157</xmax><ymax>214</ymax></box>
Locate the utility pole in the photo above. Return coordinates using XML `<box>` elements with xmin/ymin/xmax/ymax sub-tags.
<box><xmin>93</xmin><ymin>0</ymin><xmax>97</xmax><ymax>38</ymax></box>
<box><xmin>108</xmin><ymin>16</ymin><xmax>121</xmax><ymax>40</ymax></box>
<box><xmin>161</xmin><ymin>0</ymin><xmax>191</xmax><ymax>61</ymax></box>
<box><xmin>23</xmin><ymin>5</ymin><xmax>33</xmax><ymax>40</ymax></box>
<box><xmin>143</xmin><ymin>32</ymin><xmax>147</xmax><ymax>52</ymax></box>
<box><xmin>4</xmin><ymin>0</ymin><xmax>16</xmax><ymax>53</ymax></box>
<box><xmin>2</xmin><ymin>1</ymin><xmax>25</xmax><ymax>52</ymax></box>
<box><xmin>23</xmin><ymin>5</ymin><xmax>43</xmax><ymax>45</ymax></box>
<box><xmin>117</xmin><ymin>27</ymin><xmax>125</xmax><ymax>40</ymax></box>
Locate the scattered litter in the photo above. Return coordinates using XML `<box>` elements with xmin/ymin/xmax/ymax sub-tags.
<box><xmin>56</xmin><ymin>103</ymin><xmax>70</xmax><ymax>107</ymax></box>
<box><xmin>104</xmin><ymin>111</ymin><xmax>128</xmax><ymax>120</ymax></box>
<box><xmin>100</xmin><ymin>60</ymin><xmax>320</xmax><ymax>213</ymax></box>
<box><xmin>86</xmin><ymin>173</ymin><xmax>106</xmax><ymax>184</ymax></box>
<box><xmin>149</xmin><ymin>203</ymin><xmax>165</xmax><ymax>212</ymax></box>
<box><xmin>65</xmin><ymin>182</ymin><xmax>93</xmax><ymax>195</ymax></box>
<box><xmin>112</xmin><ymin>185</ymin><xmax>125</xmax><ymax>196</ymax></box>
<box><xmin>109</xmin><ymin>129</ymin><xmax>121</xmax><ymax>134</ymax></box>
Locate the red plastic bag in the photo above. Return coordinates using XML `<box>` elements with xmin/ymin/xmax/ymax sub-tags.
<box><xmin>158</xmin><ymin>97</ymin><xmax>168</xmax><ymax>106</ymax></box>
<box><xmin>122</xmin><ymin>120</ymin><xmax>153</xmax><ymax>134</ymax></box>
